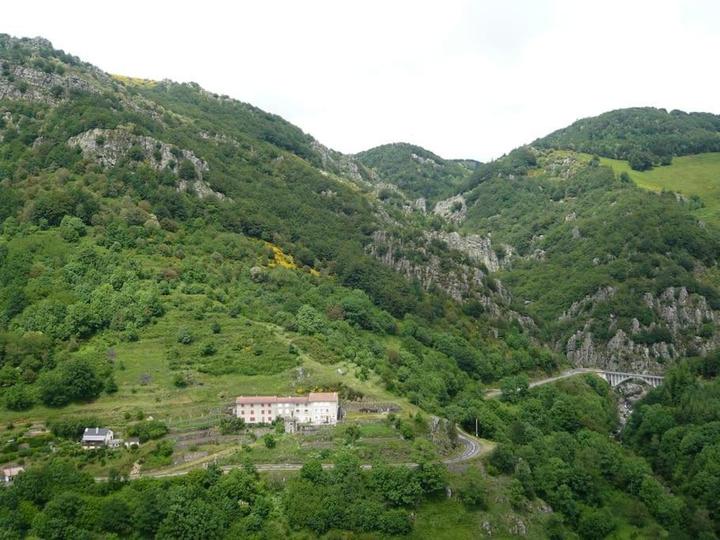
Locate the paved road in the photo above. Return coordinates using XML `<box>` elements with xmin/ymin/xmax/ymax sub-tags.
<box><xmin>94</xmin><ymin>370</ymin><xmax>601</xmax><ymax>482</ymax></box>
<box><xmin>95</xmin><ymin>426</ymin><xmax>490</xmax><ymax>481</ymax></box>
<box><xmin>444</xmin><ymin>427</ymin><xmax>490</xmax><ymax>464</ymax></box>
<box><xmin>484</xmin><ymin>367</ymin><xmax>602</xmax><ymax>399</ymax></box>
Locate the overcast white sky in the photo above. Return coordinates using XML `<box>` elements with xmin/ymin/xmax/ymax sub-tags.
<box><xmin>5</xmin><ymin>0</ymin><xmax>719</xmax><ymax>161</ymax></box>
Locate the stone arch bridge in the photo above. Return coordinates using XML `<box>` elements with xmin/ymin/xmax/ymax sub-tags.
<box><xmin>486</xmin><ymin>368</ymin><xmax>665</xmax><ymax>399</ymax></box>
<box><xmin>597</xmin><ymin>370</ymin><xmax>664</xmax><ymax>388</ymax></box>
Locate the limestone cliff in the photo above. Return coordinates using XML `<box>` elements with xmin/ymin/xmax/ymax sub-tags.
<box><xmin>67</xmin><ymin>128</ymin><xmax>226</xmax><ymax>200</ymax></box>
<box><xmin>564</xmin><ymin>286</ymin><xmax>719</xmax><ymax>373</ymax></box>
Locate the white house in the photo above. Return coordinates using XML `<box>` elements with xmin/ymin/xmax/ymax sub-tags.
<box><xmin>235</xmin><ymin>392</ymin><xmax>339</xmax><ymax>426</ymax></box>
<box><xmin>81</xmin><ymin>427</ymin><xmax>114</xmax><ymax>449</ymax></box>
<box><xmin>2</xmin><ymin>466</ymin><xmax>24</xmax><ymax>485</ymax></box>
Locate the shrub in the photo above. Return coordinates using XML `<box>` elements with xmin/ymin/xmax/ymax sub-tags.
<box><xmin>49</xmin><ymin>416</ymin><xmax>101</xmax><ymax>439</ymax></box>
<box><xmin>176</xmin><ymin>328</ymin><xmax>193</xmax><ymax>345</ymax></box>
<box><xmin>59</xmin><ymin>215</ymin><xmax>87</xmax><ymax>242</ymax></box>
<box><xmin>178</xmin><ymin>159</ymin><xmax>197</xmax><ymax>180</ymax></box>
<box><xmin>104</xmin><ymin>376</ymin><xmax>118</xmax><ymax>394</ymax></box>
<box><xmin>458</xmin><ymin>468</ymin><xmax>487</xmax><ymax>509</ymax></box>
<box><xmin>296</xmin><ymin>304</ymin><xmax>325</xmax><ymax>335</ymax></box>
<box><xmin>127</xmin><ymin>420</ymin><xmax>168</xmax><ymax>442</ymax></box>
<box><xmin>201</xmin><ymin>342</ymin><xmax>217</xmax><ymax>356</ymax></box>
<box><xmin>378</xmin><ymin>509</ymin><xmax>411</xmax><ymax>535</ymax></box>
<box><xmin>38</xmin><ymin>359</ymin><xmax>101</xmax><ymax>407</ymax></box>
<box><xmin>219</xmin><ymin>416</ymin><xmax>245</xmax><ymax>435</ymax></box>
<box><xmin>127</xmin><ymin>145</ymin><xmax>145</xmax><ymax>161</ymax></box>
<box><xmin>263</xmin><ymin>434</ymin><xmax>276</xmax><ymax>449</ymax></box>
<box><xmin>5</xmin><ymin>384</ymin><xmax>34</xmax><ymax>411</ymax></box>
<box><xmin>50</xmin><ymin>85</ymin><xmax>64</xmax><ymax>99</ymax></box>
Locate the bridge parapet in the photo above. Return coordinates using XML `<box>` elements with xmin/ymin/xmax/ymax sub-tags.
<box><xmin>598</xmin><ymin>370</ymin><xmax>664</xmax><ymax>388</ymax></box>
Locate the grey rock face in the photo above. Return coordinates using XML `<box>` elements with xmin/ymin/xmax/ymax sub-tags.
<box><xmin>428</xmin><ymin>231</ymin><xmax>508</xmax><ymax>272</ymax></box>
<box><xmin>616</xmin><ymin>381</ymin><xmax>649</xmax><ymax>428</ymax></box>
<box><xmin>312</xmin><ymin>140</ymin><xmax>373</xmax><ymax>183</ymax></box>
<box><xmin>368</xmin><ymin>230</ymin><xmax>529</xmax><ymax>325</ymax></box>
<box><xmin>67</xmin><ymin>128</ymin><xmax>226</xmax><ymax>200</ymax></box>
<box><xmin>0</xmin><ymin>65</ymin><xmax>97</xmax><ymax>104</ymax></box>
<box><xmin>560</xmin><ymin>287</ymin><xmax>616</xmax><ymax>321</ymax></box>
<box><xmin>370</xmin><ymin>230</ymin><xmax>488</xmax><ymax>303</ymax></box>
<box><xmin>563</xmin><ymin>285</ymin><xmax>718</xmax><ymax>372</ymax></box>
<box><xmin>566</xmin><ymin>329</ymin><xmax>674</xmax><ymax>373</ymax></box>
<box><xmin>433</xmin><ymin>195</ymin><xmax>467</xmax><ymax>223</ymax></box>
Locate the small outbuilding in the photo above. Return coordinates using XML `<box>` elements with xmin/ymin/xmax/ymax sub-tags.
<box><xmin>2</xmin><ymin>466</ymin><xmax>24</xmax><ymax>485</ymax></box>
<box><xmin>125</xmin><ymin>437</ymin><xmax>140</xmax><ymax>449</ymax></box>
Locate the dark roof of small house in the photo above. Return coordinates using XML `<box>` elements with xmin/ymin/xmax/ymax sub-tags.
<box><xmin>82</xmin><ymin>427</ymin><xmax>112</xmax><ymax>440</ymax></box>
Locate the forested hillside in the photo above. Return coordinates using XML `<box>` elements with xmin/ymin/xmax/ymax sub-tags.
<box><xmin>355</xmin><ymin>142</ymin><xmax>477</xmax><ymax>202</ymax></box>
<box><xmin>2</xmin><ymin>34</ymin><xmax>720</xmax><ymax>538</ymax></box>
<box><xmin>535</xmin><ymin>107</ymin><xmax>720</xmax><ymax>170</ymax></box>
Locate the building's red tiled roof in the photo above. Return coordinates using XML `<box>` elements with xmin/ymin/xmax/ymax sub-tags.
<box><xmin>235</xmin><ymin>392</ymin><xmax>338</xmax><ymax>404</ymax></box>
<box><xmin>308</xmin><ymin>392</ymin><xmax>339</xmax><ymax>402</ymax></box>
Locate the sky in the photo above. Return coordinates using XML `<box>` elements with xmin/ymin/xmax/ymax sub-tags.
<box><xmin>5</xmin><ymin>0</ymin><xmax>719</xmax><ymax>161</ymax></box>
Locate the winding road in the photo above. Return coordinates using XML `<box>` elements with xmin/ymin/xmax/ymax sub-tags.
<box><xmin>484</xmin><ymin>367</ymin><xmax>602</xmax><ymax>399</ymax></box>
<box><xmin>444</xmin><ymin>427</ymin><xmax>492</xmax><ymax>464</ymax></box>
<box><xmin>94</xmin><ymin>369</ymin><xmax>605</xmax><ymax>481</ymax></box>
<box><xmin>95</xmin><ymin>426</ymin><xmax>490</xmax><ymax>481</ymax></box>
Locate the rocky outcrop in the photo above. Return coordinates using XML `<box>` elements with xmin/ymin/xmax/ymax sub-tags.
<box><xmin>560</xmin><ymin>286</ymin><xmax>616</xmax><ymax>321</ymax></box>
<box><xmin>412</xmin><ymin>198</ymin><xmax>427</xmax><ymax>213</ymax></box>
<box><xmin>616</xmin><ymin>382</ymin><xmax>649</xmax><ymax>428</ymax></box>
<box><xmin>563</xmin><ymin>286</ymin><xmax>719</xmax><ymax>372</ymax></box>
<box><xmin>0</xmin><ymin>65</ymin><xmax>97</xmax><ymax>104</ymax></box>
<box><xmin>433</xmin><ymin>195</ymin><xmax>467</xmax><ymax>223</ymax></box>
<box><xmin>67</xmin><ymin>128</ymin><xmax>226</xmax><ymax>200</ymax></box>
<box><xmin>311</xmin><ymin>140</ymin><xmax>375</xmax><ymax>183</ymax></box>
<box><xmin>369</xmin><ymin>230</ymin><xmax>524</xmax><ymax>322</ymax></box>
<box><xmin>371</xmin><ymin>231</ymin><xmax>488</xmax><ymax>302</ymax></box>
<box><xmin>643</xmin><ymin>286</ymin><xmax>715</xmax><ymax>332</ymax></box>
<box><xmin>410</xmin><ymin>152</ymin><xmax>439</xmax><ymax>167</ymax></box>
<box><xmin>428</xmin><ymin>231</ymin><xmax>510</xmax><ymax>272</ymax></box>
<box><xmin>566</xmin><ymin>329</ymin><xmax>675</xmax><ymax>373</ymax></box>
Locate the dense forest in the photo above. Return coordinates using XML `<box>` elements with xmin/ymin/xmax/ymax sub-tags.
<box><xmin>1</xmin><ymin>34</ymin><xmax>720</xmax><ymax>538</ymax></box>
<box><xmin>456</xmin><ymin>146</ymin><xmax>720</xmax><ymax>372</ymax></box>
<box><xmin>535</xmin><ymin>107</ymin><xmax>720</xmax><ymax>170</ymax></box>
<box><xmin>355</xmin><ymin>142</ymin><xmax>478</xmax><ymax>202</ymax></box>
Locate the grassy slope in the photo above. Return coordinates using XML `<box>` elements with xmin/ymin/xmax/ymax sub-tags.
<box><xmin>0</xmin><ymin>296</ymin><xmax>417</xmax><ymax>428</ymax></box>
<box><xmin>598</xmin><ymin>152</ymin><xmax>720</xmax><ymax>225</ymax></box>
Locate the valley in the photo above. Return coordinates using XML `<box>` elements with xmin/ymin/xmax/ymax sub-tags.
<box><xmin>0</xmin><ymin>34</ymin><xmax>719</xmax><ymax>539</ymax></box>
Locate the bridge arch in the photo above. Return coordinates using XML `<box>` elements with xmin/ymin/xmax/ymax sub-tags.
<box><xmin>598</xmin><ymin>371</ymin><xmax>664</xmax><ymax>389</ymax></box>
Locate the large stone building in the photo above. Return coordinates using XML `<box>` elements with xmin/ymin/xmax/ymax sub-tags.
<box><xmin>234</xmin><ymin>392</ymin><xmax>339</xmax><ymax>426</ymax></box>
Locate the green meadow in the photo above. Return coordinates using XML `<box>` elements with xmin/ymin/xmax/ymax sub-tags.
<box><xmin>599</xmin><ymin>152</ymin><xmax>720</xmax><ymax>225</ymax></box>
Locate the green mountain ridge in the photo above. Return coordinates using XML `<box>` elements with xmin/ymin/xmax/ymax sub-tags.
<box><xmin>355</xmin><ymin>142</ymin><xmax>478</xmax><ymax>203</ymax></box>
<box><xmin>535</xmin><ymin>106</ymin><xmax>720</xmax><ymax>170</ymax></box>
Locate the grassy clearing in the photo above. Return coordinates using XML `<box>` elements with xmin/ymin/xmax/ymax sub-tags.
<box><xmin>598</xmin><ymin>152</ymin><xmax>720</xmax><ymax>225</ymax></box>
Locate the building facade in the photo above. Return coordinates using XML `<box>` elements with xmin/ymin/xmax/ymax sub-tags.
<box><xmin>81</xmin><ymin>427</ymin><xmax>114</xmax><ymax>449</ymax></box>
<box><xmin>234</xmin><ymin>392</ymin><xmax>339</xmax><ymax>426</ymax></box>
